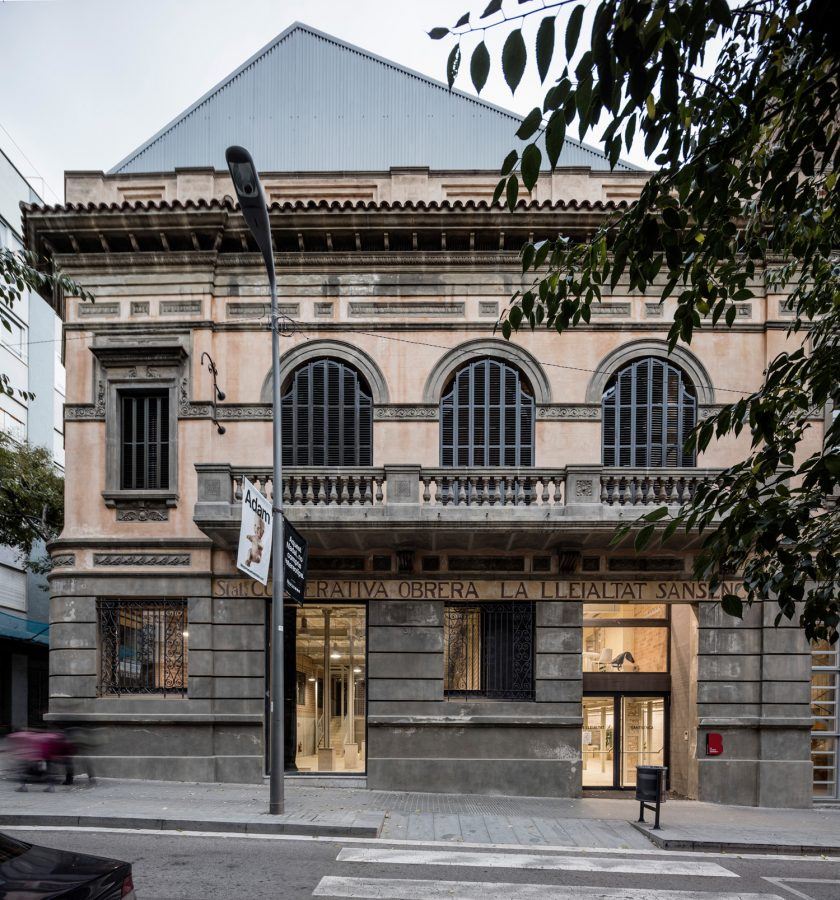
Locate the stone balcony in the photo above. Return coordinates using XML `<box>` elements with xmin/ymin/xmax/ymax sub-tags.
<box><xmin>194</xmin><ymin>463</ymin><xmax>721</xmax><ymax>551</ymax></box>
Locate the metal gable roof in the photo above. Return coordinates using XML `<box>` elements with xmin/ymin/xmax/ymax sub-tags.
<box><xmin>110</xmin><ymin>22</ymin><xmax>639</xmax><ymax>175</ymax></box>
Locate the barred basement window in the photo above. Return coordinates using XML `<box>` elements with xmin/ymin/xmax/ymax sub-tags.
<box><xmin>98</xmin><ymin>600</ymin><xmax>187</xmax><ymax>696</ymax></box>
<box><xmin>602</xmin><ymin>357</ymin><xmax>697</xmax><ymax>467</ymax></box>
<box><xmin>281</xmin><ymin>359</ymin><xmax>373</xmax><ymax>465</ymax></box>
<box><xmin>120</xmin><ymin>391</ymin><xmax>170</xmax><ymax>489</ymax></box>
<box><xmin>440</xmin><ymin>358</ymin><xmax>535</xmax><ymax>467</ymax></box>
<box><xmin>444</xmin><ymin>602</ymin><xmax>535</xmax><ymax>700</ymax></box>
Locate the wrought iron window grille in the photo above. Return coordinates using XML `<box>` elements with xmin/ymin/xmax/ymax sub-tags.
<box><xmin>98</xmin><ymin>600</ymin><xmax>187</xmax><ymax>696</ymax></box>
<box><xmin>444</xmin><ymin>601</ymin><xmax>535</xmax><ymax>701</ymax></box>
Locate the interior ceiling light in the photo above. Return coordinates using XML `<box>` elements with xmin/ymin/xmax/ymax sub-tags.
<box><xmin>353</xmin><ymin>667</ymin><xmax>362</xmax><ymax>673</ymax></box>
<box><xmin>330</xmin><ymin>643</ymin><xmax>341</xmax><ymax>659</ymax></box>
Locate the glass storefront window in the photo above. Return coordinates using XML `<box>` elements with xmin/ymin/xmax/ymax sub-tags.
<box><xmin>583</xmin><ymin>603</ymin><xmax>667</xmax><ymax>620</ymax></box>
<box><xmin>294</xmin><ymin>604</ymin><xmax>366</xmax><ymax>774</ymax></box>
<box><xmin>583</xmin><ymin>626</ymin><xmax>668</xmax><ymax>672</ymax></box>
<box><xmin>583</xmin><ymin>604</ymin><xmax>669</xmax><ymax>673</ymax></box>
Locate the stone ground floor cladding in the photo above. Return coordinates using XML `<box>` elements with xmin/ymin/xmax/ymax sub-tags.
<box><xmin>45</xmin><ymin>569</ymin><xmax>814</xmax><ymax>806</ymax></box>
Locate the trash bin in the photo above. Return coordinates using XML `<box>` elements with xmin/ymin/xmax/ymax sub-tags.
<box><xmin>635</xmin><ymin>765</ymin><xmax>667</xmax><ymax>829</ymax></box>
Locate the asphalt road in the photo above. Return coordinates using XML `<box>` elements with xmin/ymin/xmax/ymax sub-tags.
<box><xmin>5</xmin><ymin>827</ymin><xmax>840</xmax><ymax>900</ymax></box>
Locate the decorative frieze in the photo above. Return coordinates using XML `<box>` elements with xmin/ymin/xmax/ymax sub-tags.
<box><xmin>64</xmin><ymin>405</ymin><xmax>98</xmax><ymax>421</ymax></box>
<box><xmin>479</xmin><ymin>301</ymin><xmax>499</xmax><ymax>317</ymax></box>
<box><xmin>130</xmin><ymin>301</ymin><xmax>150</xmax><ymax>316</ymax></box>
<box><xmin>160</xmin><ymin>300</ymin><xmax>202</xmax><ymax>315</ymax></box>
<box><xmin>226</xmin><ymin>301</ymin><xmax>299</xmax><ymax>319</ymax></box>
<box><xmin>78</xmin><ymin>302</ymin><xmax>120</xmax><ymax>317</ymax></box>
<box><xmin>645</xmin><ymin>303</ymin><xmax>664</xmax><ymax>317</ymax></box>
<box><xmin>374</xmin><ymin>405</ymin><xmax>438</xmax><ymax>420</ymax></box>
<box><xmin>537</xmin><ymin>405</ymin><xmax>600</xmax><ymax>420</ymax></box>
<box><xmin>115</xmin><ymin>508</ymin><xmax>169</xmax><ymax>522</ymax></box>
<box><xmin>51</xmin><ymin>554</ymin><xmax>76</xmax><ymax>568</ymax></box>
<box><xmin>348</xmin><ymin>301</ymin><xmax>465</xmax><ymax>317</ymax></box>
<box><xmin>93</xmin><ymin>553</ymin><xmax>191</xmax><ymax>567</ymax></box>
<box><xmin>589</xmin><ymin>302</ymin><xmax>631</xmax><ymax>316</ymax></box>
<box><xmin>314</xmin><ymin>302</ymin><xmax>334</xmax><ymax>317</ymax></box>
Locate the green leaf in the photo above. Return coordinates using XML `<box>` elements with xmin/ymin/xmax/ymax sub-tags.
<box><xmin>481</xmin><ymin>0</ymin><xmax>502</xmax><ymax>18</ymax></box>
<box><xmin>492</xmin><ymin>177</ymin><xmax>507</xmax><ymax>206</ymax></box>
<box><xmin>725</xmin><ymin>304</ymin><xmax>736</xmax><ymax>327</ymax></box>
<box><xmin>644</xmin><ymin>506</ymin><xmax>670</xmax><ymax>522</ymax></box>
<box><xmin>516</xmin><ymin>107</ymin><xmax>543</xmax><ymax>140</ymax></box>
<box><xmin>470</xmin><ymin>41</ymin><xmax>490</xmax><ymax>94</ymax></box>
<box><xmin>721</xmin><ymin>594</ymin><xmax>744</xmax><ymax>619</ymax></box>
<box><xmin>536</xmin><ymin>16</ymin><xmax>555</xmax><ymax>83</ymax></box>
<box><xmin>501</xmin><ymin>149</ymin><xmax>519</xmax><ymax>176</ymax></box>
<box><xmin>635</xmin><ymin>523</ymin><xmax>656</xmax><ymax>551</ymax></box>
<box><xmin>521</xmin><ymin>143</ymin><xmax>542</xmax><ymax>192</ymax></box>
<box><xmin>502</xmin><ymin>29</ymin><xmax>527</xmax><ymax>93</ymax></box>
<box><xmin>428</xmin><ymin>27</ymin><xmax>449</xmax><ymax>40</ymax></box>
<box><xmin>446</xmin><ymin>44</ymin><xmax>461</xmax><ymax>90</ymax></box>
<box><xmin>505</xmin><ymin>174</ymin><xmax>519</xmax><ymax>211</ymax></box>
<box><xmin>545</xmin><ymin>112</ymin><xmax>566</xmax><ymax>168</ymax></box>
<box><xmin>565</xmin><ymin>4</ymin><xmax>584</xmax><ymax>60</ymax></box>
<box><xmin>454</xmin><ymin>12</ymin><xmax>470</xmax><ymax>28</ymax></box>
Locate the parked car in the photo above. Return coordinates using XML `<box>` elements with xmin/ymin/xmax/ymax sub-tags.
<box><xmin>0</xmin><ymin>832</ymin><xmax>134</xmax><ymax>899</ymax></box>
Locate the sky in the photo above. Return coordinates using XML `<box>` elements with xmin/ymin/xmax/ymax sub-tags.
<box><xmin>0</xmin><ymin>0</ymin><xmax>649</xmax><ymax>206</ymax></box>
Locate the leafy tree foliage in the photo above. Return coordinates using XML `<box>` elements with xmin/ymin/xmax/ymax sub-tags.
<box><xmin>1</xmin><ymin>247</ymin><xmax>92</xmax><ymax>398</ymax></box>
<box><xmin>0</xmin><ymin>431</ymin><xmax>64</xmax><ymax>561</ymax></box>
<box><xmin>432</xmin><ymin>0</ymin><xmax>840</xmax><ymax>640</ymax></box>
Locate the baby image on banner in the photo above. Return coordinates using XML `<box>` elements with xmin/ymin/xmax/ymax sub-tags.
<box><xmin>236</xmin><ymin>477</ymin><xmax>274</xmax><ymax>585</ymax></box>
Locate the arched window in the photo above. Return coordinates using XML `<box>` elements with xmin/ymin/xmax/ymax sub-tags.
<box><xmin>602</xmin><ymin>357</ymin><xmax>697</xmax><ymax>467</ymax></box>
<box><xmin>281</xmin><ymin>359</ymin><xmax>373</xmax><ymax>466</ymax></box>
<box><xmin>440</xmin><ymin>358</ymin><xmax>535</xmax><ymax>467</ymax></box>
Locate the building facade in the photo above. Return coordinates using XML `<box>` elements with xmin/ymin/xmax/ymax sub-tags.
<box><xmin>25</xmin><ymin>24</ymin><xmax>821</xmax><ymax>805</ymax></box>
<box><xmin>0</xmin><ymin>145</ymin><xmax>65</xmax><ymax>732</ymax></box>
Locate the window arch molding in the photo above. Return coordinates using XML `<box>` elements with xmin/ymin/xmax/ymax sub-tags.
<box><xmin>585</xmin><ymin>340</ymin><xmax>714</xmax><ymax>405</ymax></box>
<box><xmin>260</xmin><ymin>339</ymin><xmax>390</xmax><ymax>404</ymax></box>
<box><xmin>423</xmin><ymin>338</ymin><xmax>552</xmax><ymax>404</ymax></box>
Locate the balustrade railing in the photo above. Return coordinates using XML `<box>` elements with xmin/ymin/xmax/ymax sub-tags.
<box><xmin>419</xmin><ymin>470</ymin><xmax>564</xmax><ymax>507</ymax></box>
<box><xmin>600</xmin><ymin>469</ymin><xmax>717</xmax><ymax>506</ymax></box>
<box><xmin>199</xmin><ymin>464</ymin><xmax>721</xmax><ymax>515</ymax></box>
<box><xmin>232</xmin><ymin>469</ymin><xmax>386</xmax><ymax>507</ymax></box>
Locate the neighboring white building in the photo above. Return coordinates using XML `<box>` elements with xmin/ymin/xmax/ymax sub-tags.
<box><xmin>0</xmin><ymin>145</ymin><xmax>65</xmax><ymax>731</ymax></box>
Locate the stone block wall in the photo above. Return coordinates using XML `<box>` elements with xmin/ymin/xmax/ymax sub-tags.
<box><xmin>366</xmin><ymin>598</ymin><xmax>582</xmax><ymax>797</ymax></box>
<box><xmin>46</xmin><ymin>575</ymin><xmax>264</xmax><ymax>784</ymax></box>
<box><xmin>696</xmin><ymin>599</ymin><xmax>812</xmax><ymax>807</ymax></box>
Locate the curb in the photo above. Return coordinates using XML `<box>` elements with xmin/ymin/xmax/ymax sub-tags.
<box><xmin>630</xmin><ymin>821</ymin><xmax>840</xmax><ymax>856</ymax></box>
<box><xmin>0</xmin><ymin>813</ymin><xmax>384</xmax><ymax>838</ymax></box>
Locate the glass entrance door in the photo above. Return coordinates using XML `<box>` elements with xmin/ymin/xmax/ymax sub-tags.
<box><xmin>620</xmin><ymin>696</ymin><xmax>665</xmax><ymax>787</ymax></box>
<box><xmin>294</xmin><ymin>604</ymin><xmax>366</xmax><ymax>773</ymax></box>
<box><xmin>582</xmin><ymin>696</ymin><xmax>615</xmax><ymax>787</ymax></box>
<box><xmin>583</xmin><ymin>694</ymin><xmax>666</xmax><ymax>789</ymax></box>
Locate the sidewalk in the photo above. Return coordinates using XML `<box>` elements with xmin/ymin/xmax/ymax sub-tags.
<box><xmin>1</xmin><ymin>777</ymin><xmax>839</xmax><ymax>854</ymax></box>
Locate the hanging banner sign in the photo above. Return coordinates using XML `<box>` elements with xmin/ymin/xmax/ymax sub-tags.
<box><xmin>236</xmin><ymin>477</ymin><xmax>273</xmax><ymax>586</ymax></box>
<box><xmin>283</xmin><ymin>517</ymin><xmax>308</xmax><ymax>605</ymax></box>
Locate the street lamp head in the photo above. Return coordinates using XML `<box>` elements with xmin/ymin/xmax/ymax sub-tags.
<box><xmin>225</xmin><ymin>145</ymin><xmax>275</xmax><ymax>285</ymax></box>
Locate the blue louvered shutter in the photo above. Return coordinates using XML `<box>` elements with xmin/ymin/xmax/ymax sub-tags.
<box><xmin>602</xmin><ymin>358</ymin><xmax>696</xmax><ymax>467</ymax></box>
<box><xmin>440</xmin><ymin>358</ymin><xmax>535</xmax><ymax>467</ymax></box>
<box><xmin>281</xmin><ymin>359</ymin><xmax>373</xmax><ymax>465</ymax></box>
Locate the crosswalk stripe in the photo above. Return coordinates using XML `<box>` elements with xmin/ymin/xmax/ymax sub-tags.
<box><xmin>313</xmin><ymin>876</ymin><xmax>785</xmax><ymax>899</ymax></box>
<box><xmin>335</xmin><ymin>847</ymin><xmax>737</xmax><ymax>878</ymax></box>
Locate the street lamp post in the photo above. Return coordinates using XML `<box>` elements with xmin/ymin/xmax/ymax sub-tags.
<box><xmin>225</xmin><ymin>146</ymin><xmax>285</xmax><ymax>815</ymax></box>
